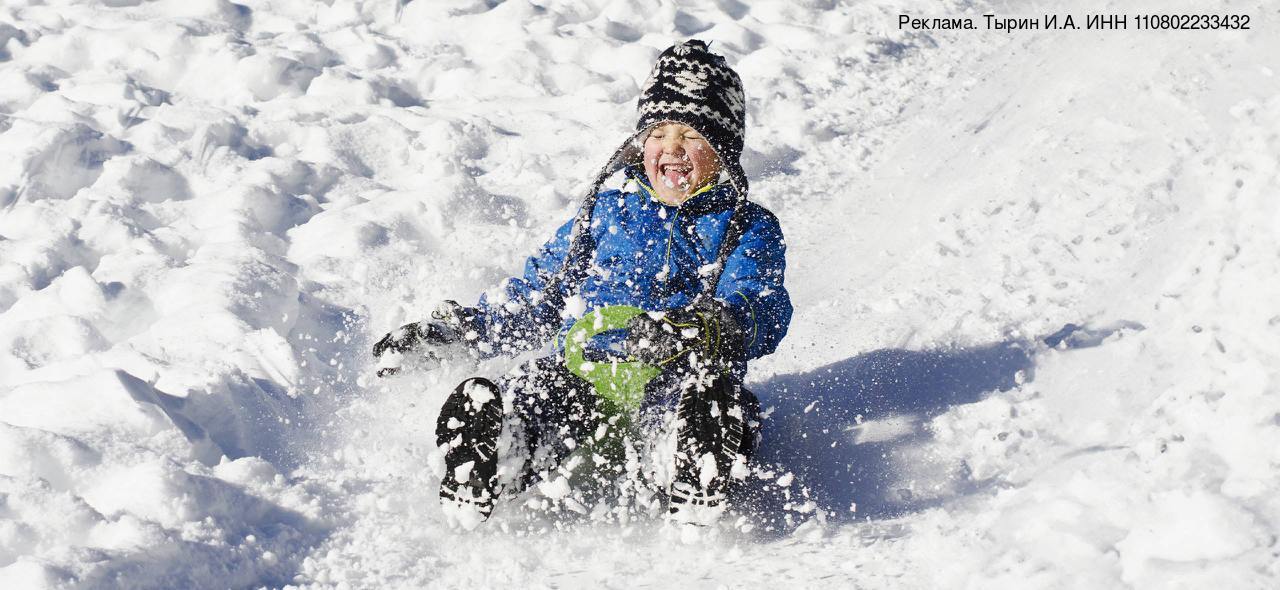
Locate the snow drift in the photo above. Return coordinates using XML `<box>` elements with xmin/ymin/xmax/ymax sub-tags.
<box><xmin>1</xmin><ymin>0</ymin><xmax>1277</xmax><ymax>587</ymax></box>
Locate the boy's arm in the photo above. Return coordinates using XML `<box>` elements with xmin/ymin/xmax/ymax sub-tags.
<box><xmin>468</xmin><ymin>216</ymin><xmax>577</xmax><ymax>356</ymax></box>
<box><xmin>713</xmin><ymin>207</ymin><xmax>792</xmax><ymax>361</ymax></box>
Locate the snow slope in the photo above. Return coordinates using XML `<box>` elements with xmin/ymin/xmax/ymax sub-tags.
<box><xmin>1</xmin><ymin>0</ymin><xmax>1277</xmax><ymax>587</ymax></box>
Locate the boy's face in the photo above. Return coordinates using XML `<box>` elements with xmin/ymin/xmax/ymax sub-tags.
<box><xmin>642</xmin><ymin>122</ymin><xmax>722</xmax><ymax>206</ymax></box>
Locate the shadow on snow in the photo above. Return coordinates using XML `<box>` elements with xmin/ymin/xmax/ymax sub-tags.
<box><xmin>735</xmin><ymin>322</ymin><xmax>1140</xmax><ymax>537</ymax></box>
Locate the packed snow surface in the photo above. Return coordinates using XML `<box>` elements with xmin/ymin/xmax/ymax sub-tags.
<box><xmin>1</xmin><ymin>0</ymin><xmax>1278</xmax><ymax>587</ymax></box>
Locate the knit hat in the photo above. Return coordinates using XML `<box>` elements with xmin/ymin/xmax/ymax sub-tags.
<box><xmin>634</xmin><ymin>39</ymin><xmax>747</xmax><ymax>197</ymax></box>
<box><xmin>587</xmin><ymin>40</ymin><xmax>749</xmax><ymax>200</ymax></box>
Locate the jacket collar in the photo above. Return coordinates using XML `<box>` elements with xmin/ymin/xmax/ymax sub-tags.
<box><xmin>624</xmin><ymin>165</ymin><xmax>738</xmax><ymax>215</ymax></box>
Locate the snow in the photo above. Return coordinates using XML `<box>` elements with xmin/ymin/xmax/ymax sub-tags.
<box><xmin>452</xmin><ymin>461</ymin><xmax>475</xmax><ymax>485</ymax></box>
<box><xmin>1</xmin><ymin>0</ymin><xmax>1278</xmax><ymax>587</ymax></box>
<box><xmin>464</xmin><ymin>381</ymin><xmax>494</xmax><ymax>404</ymax></box>
<box><xmin>539</xmin><ymin>476</ymin><xmax>572</xmax><ymax>501</ymax></box>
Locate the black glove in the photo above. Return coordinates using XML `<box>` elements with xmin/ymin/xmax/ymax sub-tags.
<box><xmin>372</xmin><ymin>321</ymin><xmax>458</xmax><ymax>355</ymax></box>
<box><xmin>372</xmin><ymin>301</ymin><xmax>476</xmax><ymax>376</ymax></box>
<box><xmin>623</xmin><ymin>299</ymin><xmax>745</xmax><ymax>369</ymax></box>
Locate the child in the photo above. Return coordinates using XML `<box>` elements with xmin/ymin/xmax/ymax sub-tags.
<box><xmin>372</xmin><ymin>40</ymin><xmax>791</xmax><ymax>525</ymax></box>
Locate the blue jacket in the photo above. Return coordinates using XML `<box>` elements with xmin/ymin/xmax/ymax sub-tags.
<box><xmin>471</xmin><ymin>167</ymin><xmax>791</xmax><ymax>378</ymax></box>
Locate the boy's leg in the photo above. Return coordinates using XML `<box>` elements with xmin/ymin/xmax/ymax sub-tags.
<box><xmin>501</xmin><ymin>356</ymin><xmax>602</xmax><ymax>490</ymax></box>
<box><xmin>436</xmin><ymin>357</ymin><xmax>599</xmax><ymax>525</ymax></box>
<box><xmin>645</xmin><ymin>362</ymin><xmax>761</xmax><ymax>524</ymax></box>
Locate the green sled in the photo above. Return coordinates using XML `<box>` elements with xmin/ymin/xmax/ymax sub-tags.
<box><xmin>558</xmin><ymin>306</ymin><xmax>664</xmax><ymax>493</ymax></box>
<box><xmin>563</xmin><ymin>305</ymin><xmax>662</xmax><ymax>413</ymax></box>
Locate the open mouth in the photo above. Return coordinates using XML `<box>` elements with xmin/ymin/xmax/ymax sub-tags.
<box><xmin>659</xmin><ymin>162</ymin><xmax>693</xmax><ymax>189</ymax></box>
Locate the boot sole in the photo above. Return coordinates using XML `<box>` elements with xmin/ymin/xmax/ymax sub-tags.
<box><xmin>436</xmin><ymin>378</ymin><xmax>503</xmax><ymax>520</ymax></box>
<box><xmin>669</xmin><ymin>379</ymin><xmax>745</xmax><ymax>523</ymax></box>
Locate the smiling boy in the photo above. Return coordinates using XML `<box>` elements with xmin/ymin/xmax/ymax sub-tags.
<box><xmin>373</xmin><ymin>40</ymin><xmax>791</xmax><ymax>526</ymax></box>
<box><xmin>645</xmin><ymin>121</ymin><xmax>720</xmax><ymax>202</ymax></box>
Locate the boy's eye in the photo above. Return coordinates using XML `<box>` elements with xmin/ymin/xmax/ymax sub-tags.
<box><xmin>647</xmin><ymin>129</ymin><xmax>704</xmax><ymax>142</ymax></box>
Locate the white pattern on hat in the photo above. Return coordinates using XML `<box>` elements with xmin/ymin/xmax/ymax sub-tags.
<box><xmin>656</xmin><ymin>56</ymin><xmax>736</xmax><ymax>83</ymax></box>
<box><xmin>638</xmin><ymin>100</ymin><xmax>737</xmax><ymax>131</ymax></box>
<box><xmin>641</xmin><ymin>72</ymin><xmax>657</xmax><ymax>94</ymax></box>
<box><xmin>723</xmin><ymin>85</ymin><xmax>745</xmax><ymax>117</ymax></box>
<box><xmin>666</xmin><ymin>69</ymin><xmax>710</xmax><ymax>100</ymax></box>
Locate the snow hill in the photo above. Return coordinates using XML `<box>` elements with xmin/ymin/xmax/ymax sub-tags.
<box><xmin>1</xmin><ymin>0</ymin><xmax>1277</xmax><ymax>587</ymax></box>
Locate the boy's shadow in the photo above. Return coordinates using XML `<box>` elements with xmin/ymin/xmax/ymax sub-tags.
<box><xmin>737</xmin><ymin>337</ymin><xmax>1034</xmax><ymax>532</ymax></box>
<box><xmin>734</xmin><ymin>323</ymin><xmax>1137</xmax><ymax>536</ymax></box>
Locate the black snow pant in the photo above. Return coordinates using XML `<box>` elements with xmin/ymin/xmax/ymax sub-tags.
<box><xmin>499</xmin><ymin>354</ymin><xmax>761</xmax><ymax>489</ymax></box>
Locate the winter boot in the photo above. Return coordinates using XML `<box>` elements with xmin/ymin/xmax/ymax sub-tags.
<box><xmin>667</xmin><ymin>376</ymin><xmax>749</xmax><ymax>525</ymax></box>
<box><xmin>436</xmin><ymin>377</ymin><xmax>503</xmax><ymax>527</ymax></box>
